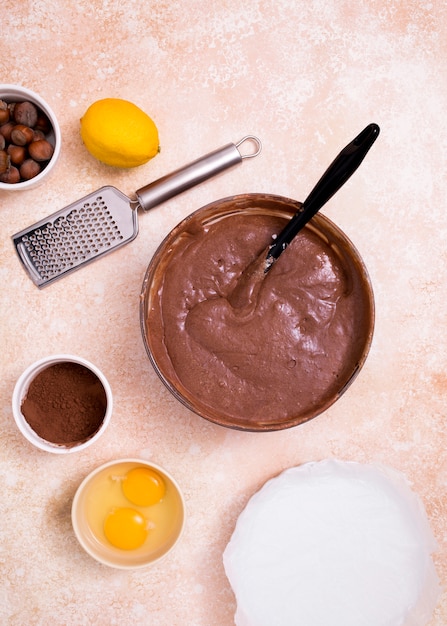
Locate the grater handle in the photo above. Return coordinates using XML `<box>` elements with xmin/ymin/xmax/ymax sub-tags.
<box><xmin>135</xmin><ymin>136</ymin><xmax>261</xmax><ymax>211</ymax></box>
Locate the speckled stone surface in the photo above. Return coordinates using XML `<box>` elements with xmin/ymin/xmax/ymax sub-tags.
<box><xmin>1</xmin><ymin>1</ymin><xmax>446</xmax><ymax>625</ymax></box>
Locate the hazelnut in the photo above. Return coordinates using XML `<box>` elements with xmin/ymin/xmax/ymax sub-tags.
<box><xmin>0</xmin><ymin>99</ymin><xmax>55</xmax><ymax>184</ymax></box>
<box><xmin>14</xmin><ymin>101</ymin><xmax>38</xmax><ymax>128</ymax></box>
<box><xmin>11</xmin><ymin>124</ymin><xmax>34</xmax><ymax>146</ymax></box>
<box><xmin>32</xmin><ymin>129</ymin><xmax>46</xmax><ymax>141</ymax></box>
<box><xmin>28</xmin><ymin>138</ymin><xmax>54</xmax><ymax>162</ymax></box>
<box><xmin>20</xmin><ymin>158</ymin><xmax>41</xmax><ymax>180</ymax></box>
<box><xmin>0</xmin><ymin>149</ymin><xmax>10</xmax><ymax>174</ymax></box>
<box><xmin>35</xmin><ymin>113</ymin><xmax>52</xmax><ymax>134</ymax></box>
<box><xmin>7</xmin><ymin>143</ymin><xmax>27</xmax><ymax>166</ymax></box>
<box><xmin>0</xmin><ymin>121</ymin><xmax>14</xmax><ymax>142</ymax></box>
<box><xmin>0</xmin><ymin>100</ymin><xmax>10</xmax><ymax>125</ymax></box>
<box><xmin>0</xmin><ymin>164</ymin><xmax>20</xmax><ymax>184</ymax></box>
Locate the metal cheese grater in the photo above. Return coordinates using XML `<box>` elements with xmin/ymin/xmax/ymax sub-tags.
<box><xmin>12</xmin><ymin>136</ymin><xmax>261</xmax><ymax>288</ymax></box>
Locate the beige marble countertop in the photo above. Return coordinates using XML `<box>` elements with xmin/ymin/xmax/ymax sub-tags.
<box><xmin>1</xmin><ymin>1</ymin><xmax>447</xmax><ymax>624</ymax></box>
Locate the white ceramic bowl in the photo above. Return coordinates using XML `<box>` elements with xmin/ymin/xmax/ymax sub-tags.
<box><xmin>72</xmin><ymin>458</ymin><xmax>186</xmax><ymax>569</ymax></box>
<box><xmin>12</xmin><ymin>354</ymin><xmax>112</xmax><ymax>454</ymax></box>
<box><xmin>0</xmin><ymin>84</ymin><xmax>61</xmax><ymax>190</ymax></box>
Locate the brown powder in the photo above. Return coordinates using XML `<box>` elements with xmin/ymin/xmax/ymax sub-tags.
<box><xmin>21</xmin><ymin>362</ymin><xmax>107</xmax><ymax>446</ymax></box>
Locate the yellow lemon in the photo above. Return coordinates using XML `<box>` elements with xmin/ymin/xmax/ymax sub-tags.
<box><xmin>80</xmin><ymin>98</ymin><xmax>159</xmax><ymax>168</ymax></box>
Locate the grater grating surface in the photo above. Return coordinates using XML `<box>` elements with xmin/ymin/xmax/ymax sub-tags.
<box><xmin>13</xmin><ymin>186</ymin><xmax>138</xmax><ymax>287</ymax></box>
<box><xmin>12</xmin><ymin>137</ymin><xmax>262</xmax><ymax>288</ymax></box>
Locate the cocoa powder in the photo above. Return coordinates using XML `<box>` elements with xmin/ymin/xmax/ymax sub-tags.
<box><xmin>21</xmin><ymin>362</ymin><xmax>107</xmax><ymax>445</ymax></box>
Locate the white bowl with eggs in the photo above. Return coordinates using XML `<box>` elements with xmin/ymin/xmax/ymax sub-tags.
<box><xmin>71</xmin><ymin>458</ymin><xmax>185</xmax><ymax>569</ymax></box>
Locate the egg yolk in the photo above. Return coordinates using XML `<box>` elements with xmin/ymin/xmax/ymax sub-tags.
<box><xmin>104</xmin><ymin>507</ymin><xmax>148</xmax><ymax>550</ymax></box>
<box><xmin>122</xmin><ymin>467</ymin><xmax>165</xmax><ymax>507</ymax></box>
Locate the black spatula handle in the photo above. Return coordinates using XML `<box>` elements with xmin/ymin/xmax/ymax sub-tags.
<box><xmin>267</xmin><ymin>123</ymin><xmax>380</xmax><ymax>263</ymax></box>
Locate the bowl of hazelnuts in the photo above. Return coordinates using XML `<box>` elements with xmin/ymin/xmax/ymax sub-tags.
<box><xmin>0</xmin><ymin>84</ymin><xmax>61</xmax><ymax>190</ymax></box>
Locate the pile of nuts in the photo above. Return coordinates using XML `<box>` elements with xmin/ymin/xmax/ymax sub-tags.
<box><xmin>0</xmin><ymin>99</ymin><xmax>54</xmax><ymax>184</ymax></box>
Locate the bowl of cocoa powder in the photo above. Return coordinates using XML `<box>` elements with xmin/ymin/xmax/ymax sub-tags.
<box><xmin>12</xmin><ymin>354</ymin><xmax>112</xmax><ymax>453</ymax></box>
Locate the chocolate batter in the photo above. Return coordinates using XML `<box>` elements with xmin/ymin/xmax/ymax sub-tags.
<box><xmin>145</xmin><ymin>202</ymin><xmax>373</xmax><ymax>428</ymax></box>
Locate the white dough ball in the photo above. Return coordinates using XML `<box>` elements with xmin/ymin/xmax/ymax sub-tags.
<box><xmin>223</xmin><ymin>460</ymin><xmax>440</xmax><ymax>626</ymax></box>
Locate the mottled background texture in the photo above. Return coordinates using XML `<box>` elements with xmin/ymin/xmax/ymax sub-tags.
<box><xmin>1</xmin><ymin>1</ymin><xmax>447</xmax><ymax>624</ymax></box>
